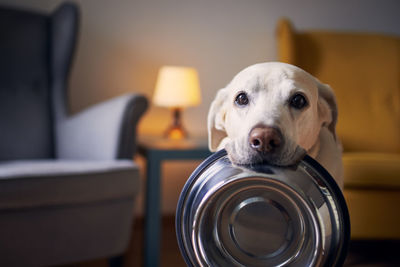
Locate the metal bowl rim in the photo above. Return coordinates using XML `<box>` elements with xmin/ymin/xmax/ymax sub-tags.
<box><xmin>175</xmin><ymin>149</ymin><xmax>350</xmax><ymax>267</ymax></box>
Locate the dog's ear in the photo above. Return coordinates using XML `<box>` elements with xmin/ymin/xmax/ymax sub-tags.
<box><xmin>207</xmin><ymin>88</ymin><xmax>228</xmax><ymax>151</ymax></box>
<box><xmin>316</xmin><ymin>80</ymin><xmax>338</xmax><ymax>140</ymax></box>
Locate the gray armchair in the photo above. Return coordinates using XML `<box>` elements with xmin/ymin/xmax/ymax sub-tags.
<box><xmin>0</xmin><ymin>2</ymin><xmax>148</xmax><ymax>266</ymax></box>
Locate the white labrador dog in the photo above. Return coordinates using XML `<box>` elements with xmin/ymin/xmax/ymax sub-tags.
<box><xmin>208</xmin><ymin>62</ymin><xmax>343</xmax><ymax>188</ymax></box>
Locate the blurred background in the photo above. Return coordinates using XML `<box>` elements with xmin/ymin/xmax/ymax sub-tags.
<box><xmin>2</xmin><ymin>1</ymin><xmax>400</xmax><ymax>266</ymax></box>
<box><xmin>3</xmin><ymin>0</ymin><xmax>399</xmax><ymax>215</ymax></box>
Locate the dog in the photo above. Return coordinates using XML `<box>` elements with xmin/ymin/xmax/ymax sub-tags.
<box><xmin>207</xmin><ymin>62</ymin><xmax>343</xmax><ymax>188</ymax></box>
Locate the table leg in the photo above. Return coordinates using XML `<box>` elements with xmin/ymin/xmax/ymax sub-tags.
<box><xmin>144</xmin><ymin>153</ymin><xmax>161</xmax><ymax>267</ymax></box>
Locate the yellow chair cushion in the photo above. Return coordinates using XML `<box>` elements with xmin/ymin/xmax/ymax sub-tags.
<box><xmin>344</xmin><ymin>188</ymin><xmax>400</xmax><ymax>239</ymax></box>
<box><xmin>343</xmin><ymin>152</ymin><xmax>400</xmax><ymax>189</ymax></box>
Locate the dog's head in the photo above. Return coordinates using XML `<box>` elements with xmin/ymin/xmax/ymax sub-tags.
<box><xmin>208</xmin><ymin>62</ymin><xmax>337</xmax><ymax>166</ymax></box>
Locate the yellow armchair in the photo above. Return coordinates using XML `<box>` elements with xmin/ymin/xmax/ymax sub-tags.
<box><xmin>276</xmin><ymin>18</ymin><xmax>400</xmax><ymax>240</ymax></box>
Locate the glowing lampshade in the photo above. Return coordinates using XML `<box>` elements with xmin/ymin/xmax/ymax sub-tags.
<box><xmin>153</xmin><ymin>66</ymin><xmax>201</xmax><ymax>139</ymax></box>
<box><xmin>153</xmin><ymin>66</ymin><xmax>201</xmax><ymax>107</ymax></box>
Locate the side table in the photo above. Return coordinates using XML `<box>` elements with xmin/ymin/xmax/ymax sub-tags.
<box><xmin>138</xmin><ymin>137</ymin><xmax>212</xmax><ymax>267</ymax></box>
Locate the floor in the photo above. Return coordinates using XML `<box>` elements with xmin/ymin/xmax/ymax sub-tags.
<box><xmin>70</xmin><ymin>216</ymin><xmax>400</xmax><ymax>267</ymax></box>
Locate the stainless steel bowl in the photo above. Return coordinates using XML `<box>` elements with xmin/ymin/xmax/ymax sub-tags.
<box><xmin>176</xmin><ymin>149</ymin><xmax>350</xmax><ymax>267</ymax></box>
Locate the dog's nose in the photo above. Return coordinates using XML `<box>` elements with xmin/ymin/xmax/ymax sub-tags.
<box><xmin>249</xmin><ymin>126</ymin><xmax>282</xmax><ymax>153</ymax></box>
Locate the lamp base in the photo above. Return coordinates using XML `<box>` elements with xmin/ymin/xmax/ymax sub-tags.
<box><xmin>164</xmin><ymin>108</ymin><xmax>188</xmax><ymax>140</ymax></box>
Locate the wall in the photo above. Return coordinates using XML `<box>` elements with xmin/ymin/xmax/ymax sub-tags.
<box><xmin>2</xmin><ymin>0</ymin><xmax>400</xmax><ymax>214</ymax></box>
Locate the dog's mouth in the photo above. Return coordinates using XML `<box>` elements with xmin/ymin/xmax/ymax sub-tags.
<box><xmin>224</xmin><ymin>138</ymin><xmax>307</xmax><ymax>168</ymax></box>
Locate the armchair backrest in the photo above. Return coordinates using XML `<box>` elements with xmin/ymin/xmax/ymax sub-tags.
<box><xmin>277</xmin><ymin>18</ymin><xmax>400</xmax><ymax>153</ymax></box>
<box><xmin>0</xmin><ymin>3</ymin><xmax>78</xmax><ymax>160</ymax></box>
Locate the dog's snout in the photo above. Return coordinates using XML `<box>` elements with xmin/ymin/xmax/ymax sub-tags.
<box><xmin>249</xmin><ymin>126</ymin><xmax>282</xmax><ymax>153</ymax></box>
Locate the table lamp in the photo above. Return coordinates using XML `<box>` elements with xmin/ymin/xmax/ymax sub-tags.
<box><xmin>153</xmin><ymin>66</ymin><xmax>201</xmax><ymax>139</ymax></box>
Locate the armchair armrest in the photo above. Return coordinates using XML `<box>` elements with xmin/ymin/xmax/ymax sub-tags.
<box><xmin>56</xmin><ymin>93</ymin><xmax>148</xmax><ymax>160</ymax></box>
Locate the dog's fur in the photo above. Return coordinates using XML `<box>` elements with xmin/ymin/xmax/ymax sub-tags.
<box><xmin>208</xmin><ymin>62</ymin><xmax>343</xmax><ymax>188</ymax></box>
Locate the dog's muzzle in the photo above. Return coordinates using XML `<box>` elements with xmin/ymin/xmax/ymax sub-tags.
<box><xmin>249</xmin><ymin>125</ymin><xmax>283</xmax><ymax>154</ymax></box>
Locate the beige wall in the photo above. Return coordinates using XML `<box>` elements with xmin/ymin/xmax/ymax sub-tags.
<box><xmin>3</xmin><ymin>0</ymin><xmax>400</xmax><ymax>214</ymax></box>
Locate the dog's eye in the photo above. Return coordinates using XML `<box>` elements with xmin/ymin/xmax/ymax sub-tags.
<box><xmin>289</xmin><ymin>93</ymin><xmax>308</xmax><ymax>109</ymax></box>
<box><xmin>235</xmin><ymin>92</ymin><xmax>249</xmax><ymax>106</ymax></box>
